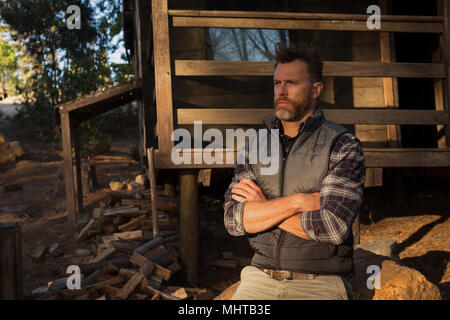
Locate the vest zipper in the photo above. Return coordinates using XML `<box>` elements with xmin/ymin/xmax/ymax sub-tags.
<box><xmin>275</xmin><ymin>141</ymin><xmax>294</xmax><ymax>269</ymax></box>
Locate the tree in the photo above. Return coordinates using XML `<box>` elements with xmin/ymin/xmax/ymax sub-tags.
<box><xmin>0</xmin><ymin>37</ymin><xmax>17</xmax><ymax>99</ymax></box>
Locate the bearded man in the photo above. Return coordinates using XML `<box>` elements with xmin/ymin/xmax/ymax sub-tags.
<box><xmin>223</xmin><ymin>42</ymin><xmax>365</xmax><ymax>300</ymax></box>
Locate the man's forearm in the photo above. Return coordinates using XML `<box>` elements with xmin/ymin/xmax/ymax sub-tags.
<box><xmin>278</xmin><ymin>214</ymin><xmax>309</xmax><ymax>239</ymax></box>
<box><xmin>243</xmin><ymin>193</ymin><xmax>320</xmax><ymax>234</ymax></box>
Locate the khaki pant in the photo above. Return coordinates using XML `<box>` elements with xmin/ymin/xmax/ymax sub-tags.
<box><xmin>231</xmin><ymin>266</ymin><xmax>352</xmax><ymax>300</ymax></box>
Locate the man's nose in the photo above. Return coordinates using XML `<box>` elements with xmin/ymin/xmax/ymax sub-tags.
<box><xmin>277</xmin><ymin>83</ymin><xmax>288</xmax><ymax>97</ymax></box>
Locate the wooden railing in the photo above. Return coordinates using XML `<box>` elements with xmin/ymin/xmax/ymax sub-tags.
<box><xmin>150</xmin><ymin>0</ymin><xmax>450</xmax><ymax>169</ymax></box>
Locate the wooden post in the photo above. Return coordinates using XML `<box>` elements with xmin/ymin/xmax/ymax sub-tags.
<box><xmin>439</xmin><ymin>0</ymin><xmax>450</xmax><ymax>148</ymax></box>
<box><xmin>0</xmin><ymin>222</ymin><xmax>23</xmax><ymax>299</ymax></box>
<box><xmin>73</xmin><ymin>122</ymin><xmax>83</xmax><ymax>213</ymax></box>
<box><xmin>60</xmin><ymin>111</ymin><xmax>77</xmax><ymax>232</ymax></box>
<box><xmin>147</xmin><ymin>147</ymin><xmax>160</xmax><ymax>238</ymax></box>
<box><xmin>179</xmin><ymin>170</ymin><xmax>199</xmax><ymax>285</ymax></box>
<box><xmin>151</xmin><ymin>0</ymin><xmax>174</xmax><ymax>155</ymax></box>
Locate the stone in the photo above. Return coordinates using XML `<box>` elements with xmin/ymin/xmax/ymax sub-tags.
<box><xmin>355</xmin><ymin>238</ymin><xmax>399</xmax><ymax>261</ymax></box>
<box><xmin>0</xmin><ymin>134</ymin><xmax>24</xmax><ymax>164</ymax></box>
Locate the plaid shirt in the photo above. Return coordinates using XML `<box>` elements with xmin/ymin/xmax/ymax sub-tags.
<box><xmin>223</xmin><ymin>118</ymin><xmax>365</xmax><ymax>245</ymax></box>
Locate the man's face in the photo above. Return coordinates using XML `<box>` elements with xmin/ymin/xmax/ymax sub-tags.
<box><xmin>273</xmin><ymin>59</ymin><xmax>321</xmax><ymax>121</ymax></box>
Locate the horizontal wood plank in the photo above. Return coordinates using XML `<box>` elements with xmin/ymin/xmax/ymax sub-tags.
<box><xmin>171</xmin><ymin>16</ymin><xmax>443</xmax><ymax>33</ymax></box>
<box><xmin>177</xmin><ymin>108</ymin><xmax>448</xmax><ymax>125</ymax></box>
<box><xmin>154</xmin><ymin>149</ymin><xmax>450</xmax><ymax>168</ymax></box>
<box><xmin>175</xmin><ymin>60</ymin><xmax>445</xmax><ymax>78</ymax></box>
<box><xmin>168</xmin><ymin>10</ymin><xmax>443</xmax><ymax>23</ymax></box>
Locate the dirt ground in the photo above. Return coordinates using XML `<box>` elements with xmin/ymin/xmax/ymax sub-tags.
<box><xmin>0</xmin><ymin>118</ymin><xmax>449</xmax><ymax>299</ymax></box>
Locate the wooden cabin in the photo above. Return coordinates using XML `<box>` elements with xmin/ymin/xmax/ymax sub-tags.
<box><xmin>57</xmin><ymin>0</ymin><xmax>450</xmax><ymax>284</ymax></box>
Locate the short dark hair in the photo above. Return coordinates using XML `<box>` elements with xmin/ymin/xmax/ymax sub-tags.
<box><xmin>274</xmin><ymin>42</ymin><xmax>323</xmax><ymax>83</ymax></box>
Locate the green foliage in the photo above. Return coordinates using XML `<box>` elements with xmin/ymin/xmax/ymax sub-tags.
<box><xmin>0</xmin><ymin>0</ymin><xmax>131</xmax><ymax>157</ymax></box>
<box><xmin>0</xmin><ymin>37</ymin><xmax>17</xmax><ymax>97</ymax></box>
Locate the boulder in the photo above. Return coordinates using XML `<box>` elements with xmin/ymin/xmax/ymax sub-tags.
<box><xmin>0</xmin><ymin>134</ymin><xmax>24</xmax><ymax>164</ymax></box>
<box><xmin>214</xmin><ymin>248</ymin><xmax>441</xmax><ymax>300</ymax></box>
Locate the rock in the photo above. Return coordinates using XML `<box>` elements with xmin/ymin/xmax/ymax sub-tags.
<box><xmin>135</xmin><ymin>174</ymin><xmax>146</xmax><ymax>185</ymax></box>
<box><xmin>109</xmin><ymin>181</ymin><xmax>126</xmax><ymax>191</ymax></box>
<box><xmin>214</xmin><ymin>249</ymin><xmax>441</xmax><ymax>300</ymax></box>
<box><xmin>0</xmin><ymin>134</ymin><xmax>24</xmax><ymax>164</ymax></box>
<box><xmin>355</xmin><ymin>238</ymin><xmax>399</xmax><ymax>261</ymax></box>
<box><xmin>371</xmin><ymin>260</ymin><xmax>441</xmax><ymax>300</ymax></box>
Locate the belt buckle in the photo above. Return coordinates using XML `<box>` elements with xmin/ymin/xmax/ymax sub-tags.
<box><xmin>285</xmin><ymin>271</ymin><xmax>293</xmax><ymax>280</ymax></box>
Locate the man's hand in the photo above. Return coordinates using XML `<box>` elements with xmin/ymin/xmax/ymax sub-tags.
<box><xmin>231</xmin><ymin>178</ymin><xmax>267</xmax><ymax>202</ymax></box>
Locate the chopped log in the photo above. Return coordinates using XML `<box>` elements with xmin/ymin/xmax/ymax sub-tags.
<box><xmin>0</xmin><ymin>183</ymin><xmax>23</xmax><ymax>193</ymax></box>
<box><xmin>0</xmin><ymin>222</ymin><xmax>22</xmax><ymax>299</ymax></box>
<box><xmin>167</xmin><ymin>262</ymin><xmax>182</xmax><ymax>274</ymax></box>
<box><xmin>139</xmin><ymin>261</ymin><xmax>154</xmax><ymax>276</ymax></box>
<box><xmin>134</xmin><ymin>293</ymin><xmax>148</xmax><ymax>300</ymax></box>
<box><xmin>76</xmin><ymin>218</ymin><xmax>96</xmax><ymax>242</ymax></box>
<box><xmin>121</xmin><ymin>198</ymin><xmax>176</xmax><ymax>212</ymax></box>
<box><xmin>134</xmin><ymin>236</ymin><xmax>163</xmax><ymax>255</ymax></box>
<box><xmin>104</xmin><ymin>285</ymin><xmax>120</xmax><ymax>296</ymax></box>
<box><xmin>129</xmin><ymin>252</ymin><xmax>172</xmax><ymax>281</ymax></box>
<box><xmin>142</xmin><ymin>285</ymin><xmax>181</xmax><ymax>300</ymax></box>
<box><xmin>90</xmin><ymin>245</ymin><xmax>116</xmax><ymax>263</ymax></box>
<box><xmin>171</xmin><ymin>287</ymin><xmax>188</xmax><ymax>300</ymax></box>
<box><xmin>119</xmin><ymin>268</ymin><xmax>137</xmax><ymax>279</ymax></box>
<box><xmin>144</xmin><ymin>245</ymin><xmax>166</xmax><ymax>261</ymax></box>
<box><xmin>103</xmin><ymin>206</ymin><xmax>141</xmax><ymax>218</ymax></box>
<box><xmin>113</xmin><ymin>230</ymin><xmax>142</xmax><ymax>241</ymax></box>
<box><xmin>141</xmin><ymin>218</ymin><xmax>177</xmax><ymax>231</ymax></box>
<box><xmin>101</xmin><ymin>263</ymin><xmax>119</xmax><ymax>275</ymax></box>
<box><xmin>155</xmin><ymin>248</ymin><xmax>178</xmax><ymax>268</ymax></box>
<box><xmin>118</xmin><ymin>215</ymin><xmax>147</xmax><ymax>232</ymax></box>
<box><xmin>30</xmin><ymin>245</ymin><xmax>47</xmax><ymax>263</ymax></box>
<box><xmin>96</xmin><ymin>295</ymin><xmax>106</xmax><ymax>300</ymax></box>
<box><xmin>102</xmin><ymin>235</ymin><xmax>114</xmax><ymax>245</ymax></box>
<box><xmin>79</xmin><ymin>258</ymin><xmax>130</xmax><ymax>274</ymax></box>
<box><xmin>210</xmin><ymin>259</ymin><xmax>238</xmax><ymax>268</ymax></box>
<box><xmin>151</xmin><ymin>292</ymin><xmax>161</xmax><ymax>300</ymax></box>
<box><xmin>115</xmin><ymin>272</ymin><xmax>145</xmax><ymax>300</ymax></box>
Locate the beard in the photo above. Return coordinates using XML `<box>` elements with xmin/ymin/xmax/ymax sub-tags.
<box><xmin>274</xmin><ymin>96</ymin><xmax>312</xmax><ymax>122</ymax></box>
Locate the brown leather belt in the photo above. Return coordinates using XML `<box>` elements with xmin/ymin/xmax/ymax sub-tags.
<box><xmin>261</xmin><ymin>268</ymin><xmax>332</xmax><ymax>281</ymax></box>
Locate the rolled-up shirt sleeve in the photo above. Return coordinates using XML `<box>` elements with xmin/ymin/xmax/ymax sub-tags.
<box><xmin>223</xmin><ymin>162</ymin><xmax>256</xmax><ymax>236</ymax></box>
<box><xmin>300</xmin><ymin>133</ymin><xmax>366</xmax><ymax>245</ymax></box>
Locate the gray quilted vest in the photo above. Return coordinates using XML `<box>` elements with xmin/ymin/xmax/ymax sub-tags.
<box><xmin>247</xmin><ymin>108</ymin><xmax>354</xmax><ymax>274</ymax></box>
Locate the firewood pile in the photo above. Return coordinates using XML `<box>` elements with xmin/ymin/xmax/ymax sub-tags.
<box><xmin>31</xmin><ymin>185</ymin><xmax>214</xmax><ymax>300</ymax></box>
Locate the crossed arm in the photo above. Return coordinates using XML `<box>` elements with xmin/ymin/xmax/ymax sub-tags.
<box><xmin>231</xmin><ymin>178</ymin><xmax>320</xmax><ymax>239</ymax></box>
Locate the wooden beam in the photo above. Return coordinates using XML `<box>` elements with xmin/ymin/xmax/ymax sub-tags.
<box><xmin>152</xmin><ymin>0</ymin><xmax>174</xmax><ymax>154</ymax></box>
<box><xmin>153</xmin><ymin>148</ymin><xmax>450</xmax><ymax>169</ymax></box>
<box><xmin>171</xmin><ymin>16</ymin><xmax>443</xmax><ymax>34</ymax></box>
<box><xmin>168</xmin><ymin>9</ymin><xmax>443</xmax><ymax>23</ymax></box>
<box><xmin>177</xmin><ymin>108</ymin><xmax>448</xmax><ymax>125</ymax></box>
<box><xmin>179</xmin><ymin>170</ymin><xmax>199</xmax><ymax>285</ymax></box>
<box><xmin>174</xmin><ymin>60</ymin><xmax>446</xmax><ymax>78</ymax></box>
<box><xmin>60</xmin><ymin>112</ymin><xmax>77</xmax><ymax>232</ymax></box>
<box><xmin>0</xmin><ymin>222</ymin><xmax>22</xmax><ymax>300</ymax></box>
<box><xmin>379</xmin><ymin>0</ymin><xmax>401</xmax><ymax>148</ymax></box>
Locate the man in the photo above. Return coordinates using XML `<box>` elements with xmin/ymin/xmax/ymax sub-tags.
<box><xmin>223</xmin><ymin>43</ymin><xmax>365</xmax><ymax>300</ymax></box>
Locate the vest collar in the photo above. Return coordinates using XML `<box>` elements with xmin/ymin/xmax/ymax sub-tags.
<box><xmin>263</xmin><ymin>107</ymin><xmax>326</xmax><ymax>135</ymax></box>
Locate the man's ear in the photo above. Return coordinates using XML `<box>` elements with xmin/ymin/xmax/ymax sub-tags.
<box><xmin>312</xmin><ymin>82</ymin><xmax>323</xmax><ymax>99</ymax></box>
